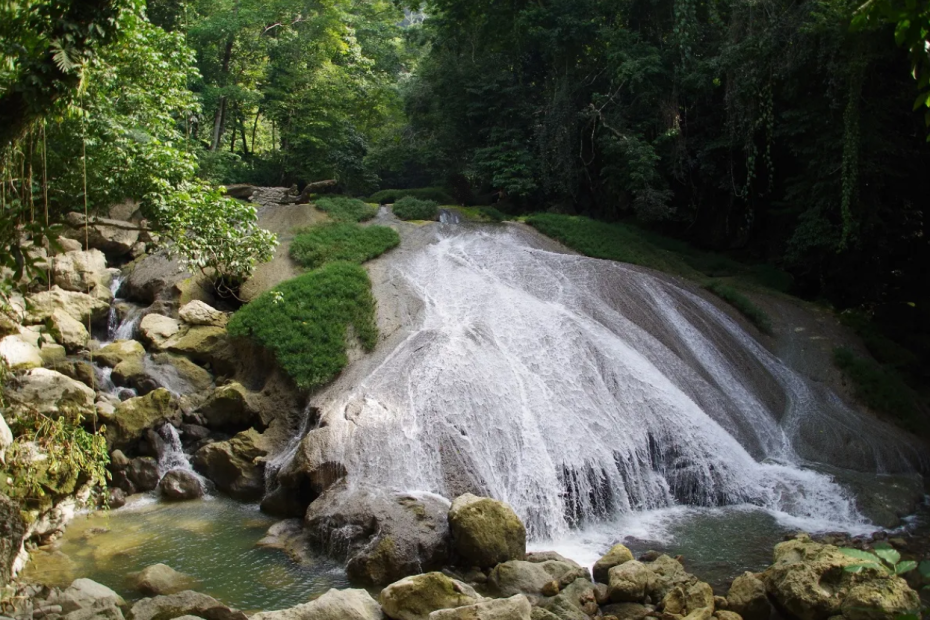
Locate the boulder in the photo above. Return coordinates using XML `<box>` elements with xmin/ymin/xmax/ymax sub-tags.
<box><xmin>192</xmin><ymin>429</ymin><xmax>267</xmax><ymax>501</ymax></box>
<box><xmin>251</xmin><ymin>588</ymin><xmax>382</xmax><ymax>620</ymax></box>
<box><xmin>726</xmin><ymin>572</ymin><xmax>771</xmax><ymax>620</ymax></box>
<box><xmin>55</xmin><ymin>236</ymin><xmax>84</xmax><ymax>254</ymax></box>
<box><xmin>305</xmin><ymin>483</ymin><xmax>452</xmax><ymax>587</ymax></box>
<box><xmin>111</xmin><ymin>356</ymin><xmax>158</xmax><ymax>395</ymax></box>
<box><xmin>716</xmin><ymin>612</ymin><xmax>743</xmax><ymax>620</ymax></box>
<box><xmin>108</xmin><ymin>487</ymin><xmax>127</xmax><ymax>509</ymax></box>
<box><xmin>601</xmin><ymin>602</ymin><xmax>652</xmax><ymax>620</ymax></box>
<box><xmin>27</xmin><ymin>286</ymin><xmax>110</xmax><ymax>324</ymax></box>
<box><xmin>530</xmin><ymin>610</ymin><xmax>562</xmax><ymax>620</ymax></box>
<box><xmin>1</xmin><ymin>493</ymin><xmax>25</xmax><ymax>587</ymax></box>
<box><xmin>40</xmin><ymin>342</ymin><xmax>68</xmax><ymax>365</ymax></box>
<box><xmin>662</xmin><ymin>582</ymin><xmax>715</xmax><ymax>616</ymax></box>
<box><xmin>256</xmin><ymin>520</ymin><xmax>314</xmax><ymax>565</ymax></box>
<box><xmin>196</xmin><ymin>382</ymin><xmax>262</xmax><ymax>432</ymax></box>
<box><xmin>644</xmin><ymin>554</ymin><xmax>697</xmax><ymax>601</ymax></box>
<box><xmin>50</xmin><ymin>578</ymin><xmax>126</xmax><ymax>613</ymax></box>
<box><xmin>448</xmin><ymin>494</ymin><xmax>526</xmax><ymax>568</ymax></box>
<box><xmin>127</xmin><ymin>457</ymin><xmax>160</xmax><ymax>492</ymax></box>
<box><xmin>273</xmin><ymin>426</ymin><xmax>347</xmax><ymax>509</ymax></box>
<box><xmin>224</xmin><ymin>184</ymin><xmax>256</xmax><ymax>200</ymax></box>
<box><xmin>131</xmin><ymin>563</ymin><xmax>198</xmax><ymax>596</ymax></box>
<box><xmin>124</xmin><ymin>252</ymin><xmax>189</xmax><ymax>303</ymax></box>
<box><xmin>52</xmin><ymin>249</ymin><xmax>109</xmax><ymax>293</ymax></box>
<box><xmin>488</xmin><ymin>560</ymin><xmax>590</xmax><ymax>600</ymax></box>
<box><xmin>6</xmin><ymin>368</ymin><xmax>95</xmax><ymax>418</ymax></box>
<box><xmin>95</xmin><ymin>340</ymin><xmax>145</xmax><ymax>368</ymax></box>
<box><xmin>429</xmin><ymin>594</ymin><xmax>533</xmax><ymax>620</ymax></box>
<box><xmin>151</xmin><ymin>353</ymin><xmax>214</xmax><ymax>393</ymax></box>
<box><xmin>608</xmin><ymin>560</ymin><xmax>650</xmax><ymax>603</ymax></box>
<box><xmin>104</xmin><ymin>389</ymin><xmax>180</xmax><ymax>450</ymax></box>
<box><xmin>49</xmin><ymin>360</ymin><xmax>96</xmax><ymax>389</ymax></box>
<box><xmin>380</xmin><ymin>572</ymin><xmax>482</xmax><ymax>620</ymax></box>
<box><xmin>0</xmin><ymin>413</ymin><xmax>12</xmax><ymax>456</ymax></box>
<box><xmin>179</xmin><ymin>300</ymin><xmax>228</xmax><ymax>328</ymax></box>
<box><xmin>63</xmin><ymin>213</ymin><xmax>141</xmax><ymax>258</ymax></box>
<box><xmin>593</xmin><ymin>544</ymin><xmax>635</xmax><ymax>584</ymax></box>
<box><xmin>158</xmin><ymin>469</ymin><xmax>203</xmax><ymax>500</ymax></box>
<box><xmin>139</xmin><ymin>314</ymin><xmax>181</xmax><ymax>349</ymax></box>
<box><xmin>129</xmin><ymin>590</ymin><xmax>247</xmax><ymax>620</ymax></box>
<box><xmin>0</xmin><ymin>334</ymin><xmax>43</xmax><ymax>370</ymax></box>
<box><xmin>761</xmin><ymin>536</ymin><xmax>919</xmax><ymax>620</ymax></box>
<box><xmin>48</xmin><ymin>309</ymin><xmax>90</xmax><ymax>351</ymax></box>
<box><xmin>166</xmin><ymin>325</ymin><xmax>234</xmax><ymax>374</ymax></box>
<box><xmin>539</xmin><ymin>577</ymin><xmax>597</xmax><ymax>620</ymax></box>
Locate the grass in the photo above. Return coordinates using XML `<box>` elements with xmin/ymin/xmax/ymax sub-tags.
<box><xmin>392</xmin><ymin>196</ymin><xmax>439</xmax><ymax>221</ymax></box>
<box><xmin>370</xmin><ymin>187</ymin><xmax>455</xmax><ymax>205</ymax></box>
<box><xmin>228</xmin><ymin>262</ymin><xmax>377</xmax><ymax>390</ymax></box>
<box><xmin>314</xmin><ymin>196</ymin><xmax>377</xmax><ymax>223</ymax></box>
<box><xmin>290</xmin><ymin>222</ymin><xmax>399</xmax><ymax>270</ymax></box>
<box><xmin>704</xmin><ymin>282</ymin><xmax>773</xmax><ymax>335</ymax></box>
<box><xmin>833</xmin><ymin>347</ymin><xmax>920</xmax><ymax>432</ymax></box>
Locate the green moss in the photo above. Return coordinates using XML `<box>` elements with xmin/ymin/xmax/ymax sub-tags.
<box><xmin>290</xmin><ymin>222</ymin><xmax>400</xmax><ymax>270</ymax></box>
<box><xmin>392</xmin><ymin>196</ymin><xmax>439</xmax><ymax>221</ymax></box>
<box><xmin>704</xmin><ymin>281</ymin><xmax>773</xmax><ymax>335</ymax></box>
<box><xmin>833</xmin><ymin>347</ymin><xmax>920</xmax><ymax>432</ymax></box>
<box><xmin>369</xmin><ymin>187</ymin><xmax>455</xmax><ymax>205</ymax></box>
<box><xmin>227</xmin><ymin>262</ymin><xmax>379</xmax><ymax>390</ymax></box>
<box><xmin>314</xmin><ymin>196</ymin><xmax>378</xmax><ymax>223</ymax></box>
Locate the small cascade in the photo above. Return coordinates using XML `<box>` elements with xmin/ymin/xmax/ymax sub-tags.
<box><xmin>155</xmin><ymin>423</ymin><xmax>195</xmax><ymax>477</ymax></box>
<box><xmin>112</xmin><ymin>305</ymin><xmax>144</xmax><ymax>341</ymax></box>
<box><xmin>142</xmin><ymin>357</ymin><xmax>195</xmax><ymax>397</ymax></box>
<box><xmin>93</xmin><ymin>365</ymin><xmax>136</xmax><ymax>401</ymax></box>
<box><xmin>438</xmin><ymin>209</ymin><xmax>462</xmax><ymax>225</ymax></box>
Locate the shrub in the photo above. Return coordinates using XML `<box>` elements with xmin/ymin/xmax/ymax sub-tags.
<box><xmin>227</xmin><ymin>262</ymin><xmax>378</xmax><ymax>390</ymax></box>
<box><xmin>392</xmin><ymin>196</ymin><xmax>439</xmax><ymax>221</ymax></box>
<box><xmin>833</xmin><ymin>347</ymin><xmax>920</xmax><ymax>431</ymax></box>
<box><xmin>290</xmin><ymin>222</ymin><xmax>399</xmax><ymax>270</ymax></box>
<box><xmin>370</xmin><ymin>187</ymin><xmax>455</xmax><ymax>205</ymax></box>
<box><xmin>704</xmin><ymin>282</ymin><xmax>774</xmax><ymax>335</ymax></box>
<box><xmin>315</xmin><ymin>197</ymin><xmax>378</xmax><ymax>223</ymax></box>
<box><xmin>479</xmin><ymin>207</ymin><xmax>507</xmax><ymax>222</ymax></box>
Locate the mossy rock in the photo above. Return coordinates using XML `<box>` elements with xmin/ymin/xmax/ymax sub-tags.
<box><xmin>379</xmin><ymin>572</ymin><xmax>481</xmax><ymax>620</ymax></box>
<box><xmin>448</xmin><ymin>493</ymin><xmax>526</xmax><ymax>568</ymax></box>
<box><xmin>104</xmin><ymin>389</ymin><xmax>180</xmax><ymax>450</ymax></box>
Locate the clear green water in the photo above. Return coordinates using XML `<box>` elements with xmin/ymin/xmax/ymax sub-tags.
<box><xmin>23</xmin><ymin>496</ymin><xmax>349</xmax><ymax>613</ymax></box>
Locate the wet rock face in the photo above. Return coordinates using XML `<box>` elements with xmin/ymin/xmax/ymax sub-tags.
<box><xmin>158</xmin><ymin>469</ymin><xmax>203</xmax><ymax>501</ymax></box>
<box><xmin>448</xmin><ymin>494</ymin><xmax>527</xmax><ymax>569</ymax></box>
<box><xmin>192</xmin><ymin>429</ymin><xmax>267</xmax><ymax>501</ymax></box>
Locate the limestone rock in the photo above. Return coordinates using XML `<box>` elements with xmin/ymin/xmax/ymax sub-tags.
<box><xmin>158</xmin><ymin>469</ymin><xmax>203</xmax><ymax>501</ymax></box>
<box><xmin>0</xmin><ymin>334</ymin><xmax>43</xmax><ymax>370</ymax></box>
<box><xmin>380</xmin><ymin>572</ymin><xmax>482</xmax><ymax>620</ymax></box>
<box><xmin>429</xmin><ymin>594</ymin><xmax>533</xmax><ymax>620</ymax></box>
<box><xmin>192</xmin><ymin>429</ymin><xmax>267</xmax><ymax>501</ymax></box>
<box><xmin>111</xmin><ymin>356</ymin><xmax>158</xmax><ymax>395</ymax></box>
<box><xmin>662</xmin><ymin>582</ymin><xmax>715</xmax><ymax>616</ymax></box>
<box><xmin>6</xmin><ymin>368</ymin><xmax>95</xmax><ymax>418</ymax></box>
<box><xmin>129</xmin><ymin>590</ymin><xmax>247</xmax><ymax>620</ymax></box>
<box><xmin>139</xmin><ymin>314</ymin><xmax>181</xmax><ymax>349</ymax></box>
<box><xmin>151</xmin><ymin>353</ymin><xmax>214</xmax><ymax>392</ymax></box>
<box><xmin>644</xmin><ymin>554</ymin><xmax>697</xmax><ymax>601</ymax></box>
<box><xmin>179</xmin><ymin>300</ymin><xmax>228</xmax><ymax>328</ymax></box>
<box><xmin>601</xmin><ymin>602</ymin><xmax>651</xmax><ymax>620</ymax></box>
<box><xmin>609</xmin><ymin>560</ymin><xmax>650</xmax><ymax>603</ymax></box>
<box><xmin>64</xmin><ymin>213</ymin><xmax>141</xmax><ymax>258</ymax></box>
<box><xmin>104</xmin><ymin>389</ymin><xmax>180</xmax><ymax>450</ymax></box>
<box><xmin>256</xmin><ymin>520</ymin><xmax>314</xmax><ymax>565</ymax></box>
<box><xmin>127</xmin><ymin>457</ymin><xmax>160</xmax><ymax>492</ymax></box>
<box><xmin>726</xmin><ymin>572</ymin><xmax>771</xmax><ymax>620</ymax></box>
<box><xmin>95</xmin><ymin>340</ymin><xmax>145</xmax><ymax>368</ymax></box>
<box><xmin>488</xmin><ymin>560</ymin><xmax>590</xmax><ymax>600</ymax></box>
<box><xmin>251</xmin><ymin>588</ymin><xmax>382</xmax><ymax>620</ymax></box>
<box><xmin>305</xmin><ymin>483</ymin><xmax>452</xmax><ymax>587</ymax></box>
<box><xmin>124</xmin><ymin>252</ymin><xmax>189</xmax><ymax>303</ymax></box>
<box><xmin>539</xmin><ymin>577</ymin><xmax>597</xmax><ymax>620</ymax></box>
<box><xmin>40</xmin><ymin>342</ymin><xmax>67</xmax><ymax>365</ymax></box>
<box><xmin>448</xmin><ymin>493</ymin><xmax>526</xmax><ymax>568</ymax></box>
<box><xmin>48</xmin><ymin>309</ymin><xmax>90</xmax><ymax>351</ymax></box>
<box><xmin>27</xmin><ymin>286</ymin><xmax>110</xmax><ymax>324</ymax></box>
<box><xmin>273</xmin><ymin>426</ymin><xmax>347</xmax><ymax>510</ymax></box>
<box><xmin>165</xmin><ymin>325</ymin><xmax>234</xmax><ymax>373</ymax></box>
<box><xmin>196</xmin><ymin>382</ymin><xmax>262</xmax><ymax>432</ymax></box>
<box><xmin>55</xmin><ymin>236</ymin><xmax>84</xmax><ymax>254</ymax></box>
<box><xmin>52</xmin><ymin>578</ymin><xmax>126</xmax><ymax>613</ymax></box>
<box><xmin>131</xmin><ymin>563</ymin><xmax>198</xmax><ymax>596</ymax></box>
<box><xmin>593</xmin><ymin>544</ymin><xmax>635</xmax><ymax>584</ymax></box>
<box><xmin>52</xmin><ymin>249</ymin><xmax>109</xmax><ymax>293</ymax></box>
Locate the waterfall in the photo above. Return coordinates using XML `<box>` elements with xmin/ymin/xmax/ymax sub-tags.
<box><xmin>155</xmin><ymin>423</ymin><xmax>207</xmax><ymax>495</ymax></box>
<box><xmin>305</xmin><ymin>226</ymin><xmax>925</xmax><ymax>539</ymax></box>
<box><xmin>438</xmin><ymin>209</ymin><xmax>462</xmax><ymax>225</ymax></box>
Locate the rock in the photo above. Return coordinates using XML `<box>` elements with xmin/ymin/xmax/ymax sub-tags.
<box><xmin>56</xmin><ymin>236</ymin><xmax>84</xmax><ymax>253</ymax></box>
<box><xmin>594</xmin><ymin>544</ymin><xmax>635</xmax><ymax>584</ymax></box>
<box><xmin>644</xmin><ymin>554</ymin><xmax>697</xmax><ymax>601</ymax></box>
<box><xmin>129</xmin><ymin>590</ymin><xmax>247</xmax><ymax>620</ymax></box>
<box><xmin>158</xmin><ymin>469</ymin><xmax>203</xmax><ymax>501</ymax></box>
<box><xmin>139</xmin><ymin>314</ymin><xmax>181</xmax><ymax>349</ymax></box>
<box><xmin>107</xmin><ymin>488</ymin><xmax>126</xmax><ymax>509</ymax></box>
<box><xmin>166</xmin><ymin>325</ymin><xmax>234</xmax><ymax>374</ymax></box>
<box><xmin>762</xmin><ymin>536</ymin><xmax>919</xmax><ymax>620</ymax></box>
<box><xmin>488</xmin><ymin>560</ymin><xmax>590</xmax><ymax>600</ymax></box>
<box><xmin>601</xmin><ymin>603</ymin><xmax>651</xmax><ymax>620</ymax></box>
<box><xmin>0</xmin><ymin>413</ymin><xmax>12</xmax><ymax>455</ymax></box>
<box><xmin>539</xmin><ymin>577</ymin><xmax>597</xmax><ymax>620</ymax></box>
<box><xmin>111</xmin><ymin>356</ymin><xmax>158</xmax><ymax>395</ymax></box>
<box><xmin>27</xmin><ymin>286</ymin><xmax>110</xmax><ymax>324</ymax></box>
<box><xmin>131</xmin><ymin>563</ymin><xmax>197</xmax><ymax>596</ymax></box>
<box><xmin>95</xmin><ymin>340</ymin><xmax>145</xmax><ymax>368</ymax></box>
<box><xmin>428</xmin><ymin>594</ymin><xmax>533</xmax><ymax>620</ymax></box>
<box><xmin>1</xmin><ymin>494</ymin><xmax>25</xmax><ymax>587</ymax></box>
<box><xmin>531</xmin><ymin>610</ymin><xmax>562</xmax><ymax>620</ymax></box>
<box><xmin>64</xmin><ymin>213</ymin><xmax>141</xmax><ymax>258</ymax></box>
<box><xmin>0</xmin><ymin>334</ymin><xmax>43</xmax><ymax>370</ymax></box>
<box><xmin>448</xmin><ymin>494</ymin><xmax>526</xmax><ymax>568</ymax></box>
<box><xmin>110</xmin><ymin>449</ymin><xmax>131</xmax><ymax>470</ymax></box>
<box><xmin>48</xmin><ymin>309</ymin><xmax>90</xmax><ymax>351</ymax></box>
<box><xmin>306</xmin><ymin>483</ymin><xmax>452</xmax><ymax>587</ymax></box>
<box><xmin>662</xmin><ymin>582</ymin><xmax>715</xmax><ymax>616</ymax></box>
<box><xmin>52</xmin><ymin>249</ymin><xmax>109</xmax><ymax>293</ymax></box>
<box><xmin>179</xmin><ymin>300</ymin><xmax>228</xmax><ymax>328</ymax></box>
<box><xmin>380</xmin><ymin>572</ymin><xmax>482</xmax><ymax>620</ymax></box>
<box><xmin>52</xmin><ymin>578</ymin><xmax>126</xmax><ymax>613</ymax></box>
<box><xmin>124</xmin><ymin>252</ymin><xmax>189</xmax><ymax>303</ymax></box>
<box><xmin>196</xmin><ymin>383</ymin><xmax>262</xmax><ymax>432</ymax></box>
<box><xmin>127</xmin><ymin>457</ymin><xmax>160</xmax><ymax>492</ymax></box>
<box><xmin>104</xmin><ymin>389</ymin><xmax>180</xmax><ymax>451</ymax></box>
<box><xmin>224</xmin><ymin>184</ymin><xmax>256</xmax><ymax>200</ymax></box>
<box><xmin>273</xmin><ymin>427</ymin><xmax>347</xmax><ymax>509</ymax></box>
<box><xmin>251</xmin><ymin>588</ymin><xmax>382</xmax><ymax>620</ymax></box>
<box><xmin>716</xmin><ymin>612</ymin><xmax>743</xmax><ymax>620</ymax></box>
<box><xmin>49</xmin><ymin>360</ymin><xmax>96</xmax><ymax>389</ymax></box>
<box><xmin>192</xmin><ymin>429</ymin><xmax>267</xmax><ymax>501</ymax></box>
<box><xmin>726</xmin><ymin>572</ymin><xmax>771</xmax><ymax>620</ymax></box>
<box><xmin>609</xmin><ymin>560</ymin><xmax>650</xmax><ymax>603</ymax></box>
<box><xmin>6</xmin><ymin>368</ymin><xmax>95</xmax><ymax>418</ymax></box>
<box><xmin>151</xmin><ymin>353</ymin><xmax>213</xmax><ymax>392</ymax></box>
<box><xmin>256</xmin><ymin>520</ymin><xmax>314</xmax><ymax>565</ymax></box>
<box><xmin>40</xmin><ymin>342</ymin><xmax>67</xmax><ymax>365</ymax></box>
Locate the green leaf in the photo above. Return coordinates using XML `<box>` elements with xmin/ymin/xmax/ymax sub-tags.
<box><xmin>895</xmin><ymin>561</ymin><xmax>917</xmax><ymax>575</ymax></box>
<box><xmin>874</xmin><ymin>547</ymin><xmax>901</xmax><ymax>566</ymax></box>
<box><xmin>919</xmin><ymin>560</ymin><xmax>930</xmax><ymax>577</ymax></box>
<box><xmin>841</xmin><ymin>548</ymin><xmax>882</xmax><ymax>563</ymax></box>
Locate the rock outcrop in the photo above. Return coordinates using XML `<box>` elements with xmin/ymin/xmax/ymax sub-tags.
<box><xmin>103</xmin><ymin>389</ymin><xmax>180</xmax><ymax>451</ymax></box>
<box><xmin>192</xmin><ymin>429</ymin><xmax>267</xmax><ymax>501</ymax></box>
<box><xmin>5</xmin><ymin>368</ymin><xmax>96</xmax><ymax>418</ymax></box>
<box><xmin>129</xmin><ymin>590</ymin><xmax>247</xmax><ymax>620</ymax></box>
<box><xmin>448</xmin><ymin>494</ymin><xmax>526</xmax><ymax>568</ymax></box>
<box><xmin>593</xmin><ymin>543</ymin><xmax>635</xmax><ymax>584</ymax></box>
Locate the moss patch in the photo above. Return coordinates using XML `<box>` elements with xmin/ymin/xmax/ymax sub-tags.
<box><xmin>313</xmin><ymin>197</ymin><xmax>378</xmax><ymax>223</ymax></box>
<box><xmin>392</xmin><ymin>197</ymin><xmax>439</xmax><ymax>221</ymax></box>
<box><xmin>833</xmin><ymin>346</ymin><xmax>920</xmax><ymax>432</ymax></box>
<box><xmin>290</xmin><ymin>222</ymin><xmax>400</xmax><ymax>270</ymax></box>
<box><xmin>704</xmin><ymin>281</ymin><xmax>773</xmax><ymax>335</ymax></box>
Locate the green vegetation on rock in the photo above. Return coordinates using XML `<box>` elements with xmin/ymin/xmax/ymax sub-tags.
<box><xmin>290</xmin><ymin>223</ymin><xmax>399</xmax><ymax>270</ymax></box>
<box><xmin>393</xmin><ymin>197</ymin><xmax>439</xmax><ymax>221</ymax></box>
<box><xmin>370</xmin><ymin>188</ymin><xmax>455</xmax><ymax>205</ymax></box>
<box><xmin>833</xmin><ymin>347</ymin><xmax>920</xmax><ymax>432</ymax></box>
<box><xmin>704</xmin><ymin>282</ymin><xmax>773</xmax><ymax>335</ymax></box>
<box><xmin>314</xmin><ymin>197</ymin><xmax>378</xmax><ymax>223</ymax></box>
<box><xmin>227</xmin><ymin>262</ymin><xmax>378</xmax><ymax>390</ymax></box>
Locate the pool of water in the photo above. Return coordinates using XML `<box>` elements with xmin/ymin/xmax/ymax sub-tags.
<box><xmin>22</xmin><ymin>495</ymin><xmax>349</xmax><ymax>613</ymax></box>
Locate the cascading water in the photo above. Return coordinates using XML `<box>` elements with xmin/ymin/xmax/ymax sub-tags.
<box><xmin>303</xmin><ymin>225</ymin><xmax>925</xmax><ymax>541</ymax></box>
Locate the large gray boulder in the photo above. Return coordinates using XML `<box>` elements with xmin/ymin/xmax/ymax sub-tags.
<box><xmin>48</xmin><ymin>308</ymin><xmax>90</xmax><ymax>352</ymax></box>
<box><xmin>127</xmin><ymin>457</ymin><xmax>160</xmax><ymax>492</ymax></box>
<box><xmin>608</xmin><ymin>560</ymin><xmax>650</xmax><ymax>603</ymax></box>
<box><xmin>63</xmin><ymin>212</ymin><xmax>141</xmax><ymax>258</ymax></box>
<box><xmin>538</xmin><ymin>577</ymin><xmax>597</xmax><ymax>620</ymax></box>
<box><xmin>129</xmin><ymin>590</ymin><xmax>247</xmax><ymax>620</ymax></box>
<box><xmin>448</xmin><ymin>494</ymin><xmax>526</xmax><ymax>568</ymax></box>
<box><xmin>251</xmin><ymin>588</ymin><xmax>382</xmax><ymax>620</ymax></box>
<box><xmin>0</xmin><ymin>334</ymin><xmax>43</xmax><ymax>370</ymax></box>
<box><xmin>51</xmin><ymin>249</ymin><xmax>110</xmax><ymax>294</ymax></box>
<box><xmin>593</xmin><ymin>543</ymin><xmax>634</xmax><ymax>584</ymax></box>
<box><xmin>179</xmin><ymin>300</ymin><xmax>228</xmax><ymax>328</ymax></box>
<box><xmin>270</xmin><ymin>426</ymin><xmax>346</xmax><ymax>513</ymax></box>
<box><xmin>103</xmin><ymin>389</ymin><xmax>181</xmax><ymax>451</ymax></box>
<box><xmin>95</xmin><ymin>340</ymin><xmax>145</xmax><ymax>368</ymax></box>
<box><xmin>131</xmin><ymin>563</ymin><xmax>198</xmax><ymax>596</ymax></box>
<box><xmin>5</xmin><ymin>368</ymin><xmax>95</xmax><ymax>418</ymax></box>
<box><xmin>140</xmin><ymin>314</ymin><xmax>181</xmax><ymax>349</ymax></box>
<box><xmin>196</xmin><ymin>382</ymin><xmax>263</xmax><ymax>432</ymax></box>
<box><xmin>428</xmin><ymin>594</ymin><xmax>532</xmax><ymax>620</ymax></box>
<box><xmin>49</xmin><ymin>578</ymin><xmax>126</xmax><ymax>613</ymax></box>
<box><xmin>192</xmin><ymin>429</ymin><xmax>267</xmax><ymax>501</ymax></box>
<box><xmin>124</xmin><ymin>252</ymin><xmax>189</xmax><ymax>303</ymax></box>
<box><xmin>380</xmin><ymin>572</ymin><xmax>482</xmax><ymax>620</ymax></box>
<box><xmin>27</xmin><ymin>286</ymin><xmax>110</xmax><ymax>324</ymax></box>
<box><xmin>488</xmin><ymin>560</ymin><xmax>589</xmax><ymax>600</ymax></box>
<box><xmin>305</xmin><ymin>483</ymin><xmax>452</xmax><ymax>587</ymax></box>
<box><xmin>158</xmin><ymin>469</ymin><xmax>203</xmax><ymax>501</ymax></box>
<box><xmin>727</xmin><ymin>572</ymin><xmax>772</xmax><ymax>620</ymax></box>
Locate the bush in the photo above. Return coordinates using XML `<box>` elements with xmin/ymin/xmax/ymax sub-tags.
<box><xmin>833</xmin><ymin>347</ymin><xmax>920</xmax><ymax>431</ymax></box>
<box><xmin>227</xmin><ymin>262</ymin><xmax>378</xmax><ymax>390</ymax></box>
<box><xmin>370</xmin><ymin>187</ymin><xmax>455</xmax><ymax>205</ymax></box>
<box><xmin>704</xmin><ymin>282</ymin><xmax>773</xmax><ymax>335</ymax></box>
<box><xmin>392</xmin><ymin>196</ymin><xmax>439</xmax><ymax>221</ymax></box>
<box><xmin>479</xmin><ymin>207</ymin><xmax>507</xmax><ymax>223</ymax></box>
<box><xmin>290</xmin><ymin>222</ymin><xmax>400</xmax><ymax>270</ymax></box>
<box><xmin>315</xmin><ymin>197</ymin><xmax>378</xmax><ymax>223</ymax></box>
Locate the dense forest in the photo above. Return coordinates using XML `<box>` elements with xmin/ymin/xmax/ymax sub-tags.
<box><xmin>1</xmin><ymin>0</ymin><xmax>929</xmax><ymax>406</ymax></box>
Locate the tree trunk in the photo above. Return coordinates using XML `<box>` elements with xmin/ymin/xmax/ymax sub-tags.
<box><xmin>210</xmin><ymin>36</ymin><xmax>235</xmax><ymax>151</ymax></box>
<box><xmin>250</xmin><ymin>107</ymin><xmax>262</xmax><ymax>153</ymax></box>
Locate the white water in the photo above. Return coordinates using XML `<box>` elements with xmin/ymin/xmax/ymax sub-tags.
<box><xmin>302</xmin><ymin>226</ymin><xmax>923</xmax><ymax>541</ymax></box>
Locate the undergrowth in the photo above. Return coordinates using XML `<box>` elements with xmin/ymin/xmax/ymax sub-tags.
<box><xmin>392</xmin><ymin>196</ymin><xmax>439</xmax><ymax>221</ymax></box>
<box><xmin>314</xmin><ymin>196</ymin><xmax>377</xmax><ymax>223</ymax></box>
<box><xmin>370</xmin><ymin>187</ymin><xmax>455</xmax><ymax>205</ymax></box>
<box><xmin>704</xmin><ymin>282</ymin><xmax>773</xmax><ymax>335</ymax></box>
<box><xmin>227</xmin><ymin>262</ymin><xmax>378</xmax><ymax>390</ymax></box>
<box><xmin>833</xmin><ymin>347</ymin><xmax>920</xmax><ymax>432</ymax></box>
<box><xmin>290</xmin><ymin>222</ymin><xmax>400</xmax><ymax>270</ymax></box>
